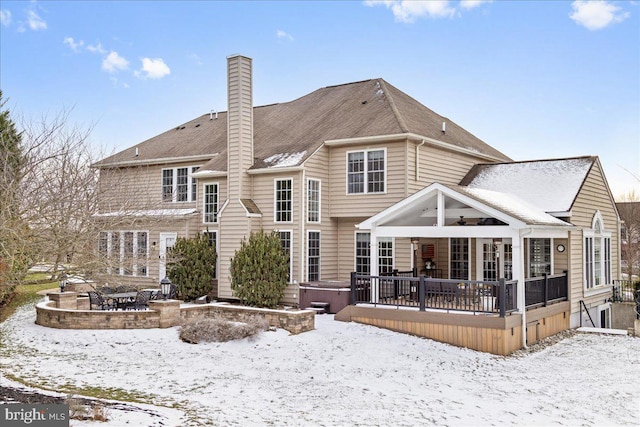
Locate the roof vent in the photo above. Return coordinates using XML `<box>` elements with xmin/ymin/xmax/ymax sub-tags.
<box><xmin>210</xmin><ymin>110</ymin><xmax>218</xmax><ymax>120</ymax></box>
<box><xmin>135</xmin><ymin>147</ymin><xmax>139</xmax><ymax>157</ymax></box>
<box><xmin>195</xmin><ymin>123</ymin><xmax>201</xmax><ymax>128</ymax></box>
<box><xmin>361</xmin><ymin>100</ymin><xmax>368</xmax><ymax>105</ymax></box>
<box><xmin>442</xmin><ymin>122</ymin><xmax>446</xmax><ymax>134</ymax></box>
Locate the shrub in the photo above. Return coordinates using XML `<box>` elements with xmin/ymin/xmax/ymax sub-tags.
<box><xmin>229</xmin><ymin>230</ymin><xmax>289</xmax><ymax>308</ymax></box>
<box><xmin>179</xmin><ymin>316</ymin><xmax>269</xmax><ymax>344</ymax></box>
<box><xmin>167</xmin><ymin>233</ymin><xmax>217</xmax><ymax>301</ymax></box>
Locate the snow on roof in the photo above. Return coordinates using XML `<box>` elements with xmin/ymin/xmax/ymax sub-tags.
<box><xmin>457</xmin><ymin>187</ymin><xmax>569</xmax><ymax>226</ymax></box>
<box><xmin>464</xmin><ymin>157</ymin><xmax>594</xmax><ymax>213</ymax></box>
<box><xmin>263</xmin><ymin>151</ymin><xmax>306</xmax><ymax>168</ymax></box>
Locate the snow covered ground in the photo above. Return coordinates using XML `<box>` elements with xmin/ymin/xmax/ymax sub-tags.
<box><xmin>1</xmin><ymin>302</ymin><xmax>639</xmax><ymax>426</ymax></box>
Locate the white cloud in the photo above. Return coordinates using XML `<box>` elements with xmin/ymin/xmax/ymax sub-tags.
<box><xmin>570</xmin><ymin>0</ymin><xmax>630</xmax><ymax>30</ymax></box>
<box><xmin>460</xmin><ymin>0</ymin><xmax>491</xmax><ymax>10</ymax></box>
<box><xmin>276</xmin><ymin>29</ymin><xmax>294</xmax><ymax>41</ymax></box>
<box><xmin>136</xmin><ymin>57</ymin><xmax>170</xmax><ymax>79</ymax></box>
<box><xmin>0</xmin><ymin>9</ymin><xmax>11</xmax><ymax>26</ymax></box>
<box><xmin>27</xmin><ymin>9</ymin><xmax>46</xmax><ymax>31</ymax></box>
<box><xmin>63</xmin><ymin>37</ymin><xmax>84</xmax><ymax>52</ymax></box>
<box><xmin>102</xmin><ymin>51</ymin><xmax>129</xmax><ymax>73</ymax></box>
<box><xmin>87</xmin><ymin>43</ymin><xmax>107</xmax><ymax>55</ymax></box>
<box><xmin>364</xmin><ymin>0</ymin><xmax>478</xmax><ymax>22</ymax></box>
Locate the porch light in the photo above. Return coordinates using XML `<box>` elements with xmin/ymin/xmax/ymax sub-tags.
<box><xmin>160</xmin><ymin>277</ymin><xmax>172</xmax><ymax>301</ymax></box>
<box><xmin>411</xmin><ymin>237</ymin><xmax>420</xmax><ymax>245</ymax></box>
<box><xmin>59</xmin><ymin>272</ymin><xmax>67</xmax><ymax>293</ymax></box>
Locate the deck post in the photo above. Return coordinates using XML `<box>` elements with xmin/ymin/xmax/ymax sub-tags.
<box><xmin>543</xmin><ymin>273</ymin><xmax>549</xmax><ymax>307</ymax></box>
<box><xmin>419</xmin><ymin>276</ymin><xmax>425</xmax><ymax>311</ymax></box>
<box><xmin>499</xmin><ymin>278</ymin><xmax>506</xmax><ymax>317</ymax></box>
<box><xmin>350</xmin><ymin>272</ymin><xmax>356</xmax><ymax>305</ymax></box>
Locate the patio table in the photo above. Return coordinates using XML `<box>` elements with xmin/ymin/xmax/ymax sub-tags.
<box><xmin>104</xmin><ymin>292</ymin><xmax>137</xmax><ymax>310</ymax></box>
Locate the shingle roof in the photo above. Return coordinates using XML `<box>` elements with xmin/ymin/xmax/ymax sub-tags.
<box><xmin>460</xmin><ymin>156</ymin><xmax>596</xmax><ymax>214</ymax></box>
<box><xmin>93</xmin><ymin>79</ymin><xmax>511</xmax><ymax>169</ymax></box>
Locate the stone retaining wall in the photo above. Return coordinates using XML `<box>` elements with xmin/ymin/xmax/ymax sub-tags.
<box><xmin>36</xmin><ymin>292</ymin><xmax>314</xmax><ymax>334</ymax></box>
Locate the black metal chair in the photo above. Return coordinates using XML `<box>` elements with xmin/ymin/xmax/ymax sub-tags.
<box><xmin>87</xmin><ymin>291</ymin><xmax>114</xmax><ymax>310</ymax></box>
<box><xmin>126</xmin><ymin>290</ymin><xmax>153</xmax><ymax>310</ymax></box>
<box><xmin>168</xmin><ymin>284</ymin><xmax>178</xmax><ymax>299</ymax></box>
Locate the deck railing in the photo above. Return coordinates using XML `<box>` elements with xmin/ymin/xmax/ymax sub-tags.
<box><xmin>350</xmin><ymin>273</ymin><xmax>518</xmax><ymax>317</ymax></box>
<box><xmin>524</xmin><ymin>272</ymin><xmax>568</xmax><ymax>309</ymax></box>
<box><xmin>612</xmin><ymin>279</ymin><xmax>639</xmax><ymax>303</ymax></box>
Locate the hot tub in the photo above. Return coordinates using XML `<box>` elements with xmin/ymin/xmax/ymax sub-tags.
<box><xmin>299</xmin><ymin>281</ymin><xmax>351</xmax><ymax>314</ymax></box>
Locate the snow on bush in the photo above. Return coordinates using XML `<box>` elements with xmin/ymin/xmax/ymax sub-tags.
<box><xmin>179</xmin><ymin>316</ymin><xmax>269</xmax><ymax>344</ymax></box>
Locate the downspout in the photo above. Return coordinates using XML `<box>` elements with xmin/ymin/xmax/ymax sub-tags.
<box><xmin>519</xmin><ymin>228</ymin><xmax>533</xmax><ymax>349</ymax></box>
<box><xmin>415</xmin><ymin>139</ymin><xmax>426</xmax><ymax>181</ymax></box>
<box><xmin>300</xmin><ymin>169</ymin><xmax>306</xmax><ymax>287</ymax></box>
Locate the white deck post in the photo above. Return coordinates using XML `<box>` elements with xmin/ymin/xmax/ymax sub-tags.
<box><xmin>370</xmin><ymin>232</ymin><xmax>379</xmax><ymax>303</ymax></box>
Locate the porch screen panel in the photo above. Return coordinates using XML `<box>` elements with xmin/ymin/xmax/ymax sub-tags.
<box><xmin>355</xmin><ymin>232</ymin><xmax>370</xmax><ymax>275</ymax></box>
<box><xmin>503</xmin><ymin>244</ymin><xmax>513</xmax><ymax>280</ymax></box>
<box><xmin>450</xmin><ymin>238</ymin><xmax>469</xmax><ymax>280</ymax></box>
<box><xmin>529</xmin><ymin>239</ymin><xmax>551</xmax><ymax>278</ymax></box>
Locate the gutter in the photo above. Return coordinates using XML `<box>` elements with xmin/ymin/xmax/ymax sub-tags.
<box><xmin>92</xmin><ymin>153</ymin><xmax>218</xmax><ymax>169</ymax></box>
<box><xmin>415</xmin><ymin>139</ymin><xmax>426</xmax><ymax>181</ymax></box>
<box><xmin>324</xmin><ymin>132</ymin><xmax>507</xmax><ymax>163</ymax></box>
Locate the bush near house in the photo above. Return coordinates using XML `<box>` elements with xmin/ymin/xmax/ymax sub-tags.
<box><xmin>179</xmin><ymin>316</ymin><xmax>269</xmax><ymax>343</ymax></box>
<box><xmin>230</xmin><ymin>230</ymin><xmax>289</xmax><ymax>308</ymax></box>
<box><xmin>166</xmin><ymin>233</ymin><xmax>217</xmax><ymax>301</ymax></box>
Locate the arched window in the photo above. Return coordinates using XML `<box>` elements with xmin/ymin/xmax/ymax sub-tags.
<box><xmin>584</xmin><ymin>212</ymin><xmax>611</xmax><ymax>289</ymax></box>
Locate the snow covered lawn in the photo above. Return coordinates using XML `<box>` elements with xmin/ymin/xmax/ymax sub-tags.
<box><xmin>1</xmin><ymin>303</ymin><xmax>639</xmax><ymax>426</ymax></box>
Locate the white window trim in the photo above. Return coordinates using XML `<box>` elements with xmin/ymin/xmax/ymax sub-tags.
<box><xmin>584</xmin><ymin>211</ymin><xmax>612</xmax><ymax>291</ymax></box>
<box><xmin>345</xmin><ymin>148</ymin><xmax>387</xmax><ymax>195</ymax></box>
<box><xmin>307</xmin><ymin>178</ymin><xmax>321</xmax><ymax>224</ymax></box>
<box><xmin>274</xmin><ymin>178</ymin><xmax>294</xmax><ymax>223</ymax></box>
<box><xmin>275</xmin><ymin>229</ymin><xmax>294</xmax><ymax>284</ymax></box>
<box><xmin>202</xmin><ymin>182</ymin><xmax>219</xmax><ymax>224</ymax></box>
<box><xmin>162</xmin><ymin>166</ymin><xmax>199</xmax><ymax>203</ymax></box>
<box><xmin>307</xmin><ymin>230</ymin><xmax>321</xmax><ymax>282</ymax></box>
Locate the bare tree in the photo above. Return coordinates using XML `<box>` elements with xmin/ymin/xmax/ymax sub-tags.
<box><xmin>617</xmin><ymin>189</ymin><xmax>640</xmax><ymax>282</ymax></box>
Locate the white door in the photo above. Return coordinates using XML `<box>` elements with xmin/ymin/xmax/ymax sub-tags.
<box><xmin>477</xmin><ymin>239</ymin><xmax>513</xmax><ymax>281</ymax></box>
<box><xmin>158</xmin><ymin>232</ymin><xmax>177</xmax><ymax>280</ymax></box>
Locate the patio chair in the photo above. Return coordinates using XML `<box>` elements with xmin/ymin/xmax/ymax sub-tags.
<box><xmin>96</xmin><ymin>286</ymin><xmax>114</xmax><ymax>294</ymax></box>
<box><xmin>168</xmin><ymin>284</ymin><xmax>178</xmax><ymax>299</ymax></box>
<box><xmin>125</xmin><ymin>290</ymin><xmax>153</xmax><ymax>310</ymax></box>
<box><xmin>115</xmin><ymin>285</ymin><xmax>136</xmax><ymax>293</ymax></box>
<box><xmin>87</xmin><ymin>291</ymin><xmax>114</xmax><ymax>310</ymax></box>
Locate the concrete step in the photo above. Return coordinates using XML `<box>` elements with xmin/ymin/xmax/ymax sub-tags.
<box><xmin>305</xmin><ymin>307</ymin><xmax>326</xmax><ymax>314</ymax></box>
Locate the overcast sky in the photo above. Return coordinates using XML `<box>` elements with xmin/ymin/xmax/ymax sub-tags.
<box><xmin>1</xmin><ymin>0</ymin><xmax>638</xmax><ymax>199</ymax></box>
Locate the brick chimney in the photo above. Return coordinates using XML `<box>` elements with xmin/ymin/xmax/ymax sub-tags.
<box><xmin>226</xmin><ymin>54</ymin><xmax>253</xmax><ymax>199</ymax></box>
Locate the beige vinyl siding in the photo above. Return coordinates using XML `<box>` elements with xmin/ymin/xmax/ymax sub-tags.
<box><xmin>568</xmin><ymin>161</ymin><xmax>619</xmax><ymax>313</ymax></box>
<box><xmin>304</xmin><ymin>147</ymin><xmax>339</xmax><ymax>280</ymax></box>
<box><xmin>409</xmin><ymin>144</ymin><xmax>488</xmax><ymax>193</ymax></box>
<box><xmin>329</xmin><ymin>141</ymin><xmax>409</xmax><ymax>218</ymax></box>
<box><xmin>217</xmin><ymin>201</ymin><xmax>260</xmax><ymax>300</ymax></box>
<box><xmin>227</xmin><ymin>55</ymin><xmax>253</xmax><ymax>199</ymax></box>
<box><xmin>99</xmin><ymin>162</ymin><xmax>202</xmax><ymax>213</ymax></box>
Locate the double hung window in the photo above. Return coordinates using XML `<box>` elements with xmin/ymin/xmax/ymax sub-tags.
<box><xmin>347</xmin><ymin>149</ymin><xmax>386</xmax><ymax>194</ymax></box>
<box><xmin>162</xmin><ymin>167</ymin><xmax>198</xmax><ymax>202</ymax></box>
<box><xmin>99</xmin><ymin>231</ymin><xmax>148</xmax><ymax>276</ymax></box>
<box><xmin>275</xmin><ymin>179</ymin><xmax>293</xmax><ymax>222</ymax></box>
<box><xmin>203</xmin><ymin>183</ymin><xmax>219</xmax><ymax>224</ymax></box>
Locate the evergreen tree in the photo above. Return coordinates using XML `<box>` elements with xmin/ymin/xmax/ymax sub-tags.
<box><xmin>166</xmin><ymin>233</ymin><xmax>217</xmax><ymax>301</ymax></box>
<box><xmin>230</xmin><ymin>230</ymin><xmax>289</xmax><ymax>308</ymax></box>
